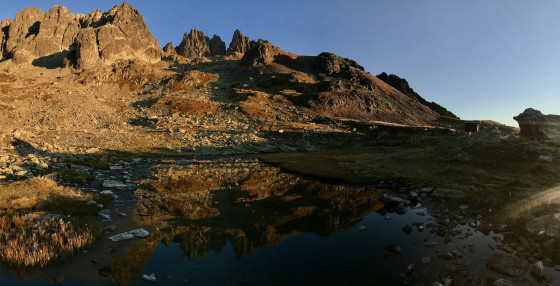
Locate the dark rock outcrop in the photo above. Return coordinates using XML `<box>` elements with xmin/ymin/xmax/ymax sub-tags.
<box><xmin>163</xmin><ymin>42</ymin><xmax>176</xmax><ymax>55</ymax></box>
<box><xmin>176</xmin><ymin>29</ymin><xmax>226</xmax><ymax>58</ymax></box>
<box><xmin>227</xmin><ymin>29</ymin><xmax>255</xmax><ymax>54</ymax></box>
<box><xmin>376</xmin><ymin>72</ymin><xmax>458</xmax><ymax>119</ymax></box>
<box><xmin>514</xmin><ymin>108</ymin><xmax>560</xmax><ymax>140</ymax></box>
<box><xmin>209</xmin><ymin>35</ymin><xmax>226</xmax><ymax>56</ymax></box>
<box><xmin>0</xmin><ymin>2</ymin><xmax>163</xmax><ymax>68</ymax></box>
<box><xmin>0</xmin><ymin>18</ymin><xmax>10</xmax><ymax>58</ymax></box>
<box><xmin>313</xmin><ymin>52</ymin><xmax>364</xmax><ymax>76</ymax></box>
<box><xmin>241</xmin><ymin>39</ymin><xmax>286</xmax><ymax>67</ymax></box>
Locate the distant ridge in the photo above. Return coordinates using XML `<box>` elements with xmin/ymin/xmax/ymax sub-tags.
<box><xmin>376</xmin><ymin>72</ymin><xmax>458</xmax><ymax>119</ymax></box>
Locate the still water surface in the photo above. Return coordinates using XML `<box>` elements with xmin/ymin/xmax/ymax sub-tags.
<box><xmin>0</xmin><ymin>157</ymin><xmax>539</xmax><ymax>285</ymax></box>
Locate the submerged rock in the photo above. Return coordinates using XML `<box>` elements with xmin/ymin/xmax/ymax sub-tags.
<box><xmin>108</xmin><ymin>228</ymin><xmax>149</xmax><ymax>242</ymax></box>
<box><xmin>486</xmin><ymin>252</ymin><xmax>529</xmax><ymax>277</ymax></box>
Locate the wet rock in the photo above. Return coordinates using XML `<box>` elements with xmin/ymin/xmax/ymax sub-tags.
<box><xmin>420</xmin><ymin>187</ymin><xmax>434</xmax><ymax>193</ymax></box>
<box><xmin>85</xmin><ymin>200</ymin><xmax>97</xmax><ymax>205</ymax></box>
<box><xmin>357</xmin><ymin>225</ymin><xmax>368</xmax><ymax>231</ymax></box>
<box><xmin>380</xmin><ymin>194</ymin><xmax>411</xmax><ymax>206</ymax></box>
<box><xmin>385</xmin><ymin>244</ymin><xmax>402</xmax><ymax>254</ymax></box>
<box><xmin>514</xmin><ymin>108</ymin><xmax>560</xmax><ymax>140</ymax></box>
<box><xmin>104</xmin><ymin>225</ymin><xmax>116</xmax><ymax>231</ymax></box>
<box><xmin>526</xmin><ymin>213</ymin><xmax>560</xmax><ymax>238</ymax></box>
<box><xmin>98</xmin><ymin>209</ymin><xmax>112</xmax><ymax>222</ymax></box>
<box><xmin>402</xmin><ymin>225</ymin><xmax>412</xmax><ymax>234</ymax></box>
<box><xmin>395</xmin><ymin>204</ymin><xmax>408</xmax><ymax>215</ymax></box>
<box><xmin>432</xmin><ymin>188</ymin><xmax>466</xmax><ymax>200</ymax></box>
<box><xmin>421</xmin><ymin>256</ymin><xmax>431</xmax><ymax>264</ymax></box>
<box><xmin>108</xmin><ymin>228</ymin><xmax>149</xmax><ymax>242</ymax></box>
<box><xmin>486</xmin><ymin>252</ymin><xmax>529</xmax><ymax>277</ymax></box>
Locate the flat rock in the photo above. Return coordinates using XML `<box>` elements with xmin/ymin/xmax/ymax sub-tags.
<box><xmin>109</xmin><ymin>228</ymin><xmax>149</xmax><ymax>242</ymax></box>
<box><xmin>98</xmin><ymin>209</ymin><xmax>112</xmax><ymax>222</ymax></box>
<box><xmin>526</xmin><ymin>213</ymin><xmax>560</xmax><ymax>238</ymax></box>
<box><xmin>486</xmin><ymin>252</ymin><xmax>529</xmax><ymax>277</ymax></box>
<box><xmin>102</xmin><ymin>180</ymin><xmax>126</xmax><ymax>188</ymax></box>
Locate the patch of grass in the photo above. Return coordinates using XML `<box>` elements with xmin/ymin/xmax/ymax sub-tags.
<box><xmin>260</xmin><ymin>138</ymin><xmax>560</xmax><ymax>212</ymax></box>
<box><xmin>55</xmin><ymin>169</ymin><xmax>95</xmax><ymax>184</ymax></box>
<box><xmin>0</xmin><ymin>177</ymin><xmax>106</xmax><ymax>266</ymax></box>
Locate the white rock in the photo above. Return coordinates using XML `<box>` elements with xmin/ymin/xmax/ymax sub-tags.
<box><xmin>142</xmin><ymin>273</ymin><xmax>156</xmax><ymax>282</ymax></box>
<box><xmin>102</xmin><ymin>180</ymin><xmax>126</xmax><ymax>188</ymax></box>
<box><xmin>109</xmin><ymin>228</ymin><xmax>149</xmax><ymax>242</ymax></box>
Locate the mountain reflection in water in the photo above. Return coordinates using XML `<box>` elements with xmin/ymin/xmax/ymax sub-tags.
<box><xmin>102</xmin><ymin>158</ymin><xmax>386</xmax><ymax>285</ymax></box>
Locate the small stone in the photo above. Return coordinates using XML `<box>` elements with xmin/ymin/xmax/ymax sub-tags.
<box><xmin>458</xmin><ymin>204</ymin><xmax>469</xmax><ymax>210</ymax></box>
<box><xmin>402</xmin><ymin>225</ymin><xmax>412</xmax><ymax>234</ymax></box>
<box><xmin>530</xmin><ymin>261</ymin><xmax>544</xmax><ymax>278</ymax></box>
<box><xmin>85</xmin><ymin>200</ymin><xmax>97</xmax><ymax>205</ymax></box>
<box><xmin>100</xmin><ymin>190</ymin><xmax>118</xmax><ymax>199</ymax></box>
<box><xmin>421</xmin><ymin>256</ymin><xmax>431</xmax><ymax>264</ymax></box>
<box><xmin>357</xmin><ymin>225</ymin><xmax>368</xmax><ymax>231</ymax></box>
<box><xmin>139</xmin><ymin>212</ymin><xmax>148</xmax><ymax>216</ymax></box>
<box><xmin>384</xmin><ymin>216</ymin><xmax>391</xmax><ymax>220</ymax></box>
<box><xmin>104</xmin><ymin>225</ymin><xmax>116</xmax><ymax>231</ymax></box>
<box><xmin>539</xmin><ymin>155</ymin><xmax>553</xmax><ymax>162</ymax></box>
<box><xmin>142</xmin><ymin>273</ymin><xmax>156</xmax><ymax>283</ymax></box>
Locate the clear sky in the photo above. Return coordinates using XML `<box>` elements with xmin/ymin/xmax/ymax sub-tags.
<box><xmin>2</xmin><ymin>0</ymin><xmax>559</xmax><ymax>126</ymax></box>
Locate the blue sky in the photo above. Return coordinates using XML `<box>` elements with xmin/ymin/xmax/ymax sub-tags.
<box><xmin>2</xmin><ymin>0</ymin><xmax>559</xmax><ymax>126</ymax></box>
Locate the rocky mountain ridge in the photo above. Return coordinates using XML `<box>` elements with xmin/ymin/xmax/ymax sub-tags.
<box><xmin>0</xmin><ymin>2</ymin><xmax>457</xmax><ymax>148</ymax></box>
<box><xmin>0</xmin><ymin>3</ymin><xmax>163</xmax><ymax>69</ymax></box>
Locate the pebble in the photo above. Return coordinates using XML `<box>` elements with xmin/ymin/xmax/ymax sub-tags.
<box><xmin>357</xmin><ymin>226</ymin><xmax>368</xmax><ymax>231</ymax></box>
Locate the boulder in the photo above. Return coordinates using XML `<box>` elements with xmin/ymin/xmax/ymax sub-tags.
<box><xmin>241</xmin><ymin>39</ymin><xmax>286</xmax><ymax>67</ymax></box>
<box><xmin>176</xmin><ymin>29</ymin><xmax>225</xmax><ymax>58</ymax></box>
<box><xmin>486</xmin><ymin>252</ymin><xmax>529</xmax><ymax>277</ymax></box>
<box><xmin>227</xmin><ymin>29</ymin><xmax>255</xmax><ymax>54</ymax></box>
<box><xmin>526</xmin><ymin>213</ymin><xmax>560</xmax><ymax>238</ymax></box>
<box><xmin>514</xmin><ymin>108</ymin><xmax>560</xmax><ymax>140</ymax></box>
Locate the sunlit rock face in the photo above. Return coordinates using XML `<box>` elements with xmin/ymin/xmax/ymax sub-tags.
<box><xmin>514</xmin><ymin>108</ymin><xmax>560</xmax><ymax>141</ymax></box>
<box><xmin>0</xmin><ymin>2</ymin><xmax>163</xmax><ymax>68</ymax></box>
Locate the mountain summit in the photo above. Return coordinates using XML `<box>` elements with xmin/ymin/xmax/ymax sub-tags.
<box><xmin>0</xmin><ymin>2</ymin><xmax>162</xmax><ymax>68</ymax></box>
